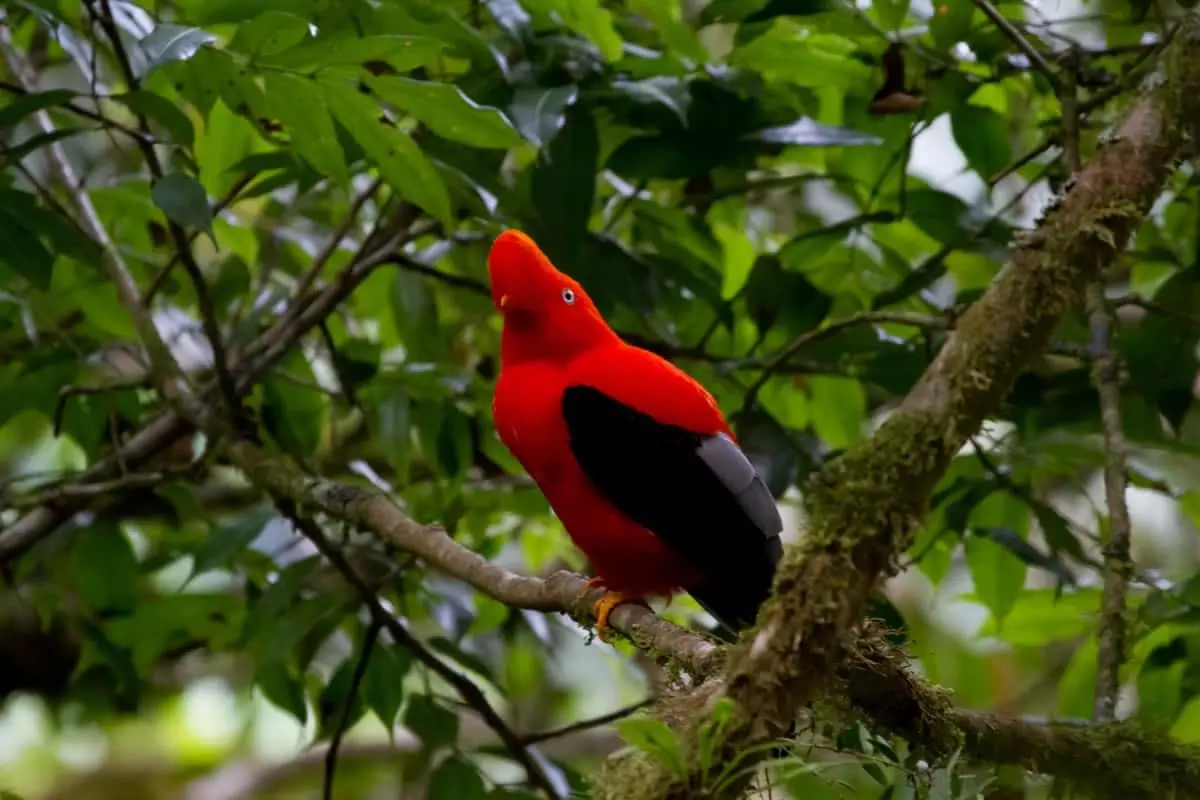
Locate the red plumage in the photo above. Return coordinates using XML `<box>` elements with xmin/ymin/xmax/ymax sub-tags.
<box><xmin>489</xmin><ymin>229</ymin><xmax>781</xmax><ymax>636</ymax></box>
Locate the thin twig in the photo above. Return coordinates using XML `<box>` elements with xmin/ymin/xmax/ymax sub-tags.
<box><xmin>1054</xmin><ymin>27</ymin><xmax>1133</xmax><ymax>724</ymax></box>
<box><xmin>1061</xmin><ymin>49</ymin><xmax>1083</xmax><ymax>174</ymax></box>
<box><xmin>0</xmin><ymin>208</ymin><xmax>434</xmax><ymax>562</ymax></box>
<box><xmin>92</xmin><ymin>0</ymin><xmax>240</xmax><ymax>423</ymax></box>
<box><xmin>142</xmin><ymin>174</ymin><xmax>255</xmax><ymax>306</ymax></box>
<box><xmin>325</xmin><ymin>617</ymin><xmax>381</xmax><ymax>800</ymax></box>
<box><xmin>0</xmin><ymin>79</ymin><xmax>154</xmax><ymax>144</ymax></box>
<box><xmin>973</xmin><ymin>0</ymin><xmax>1061</xmax><ymax>88</ymax></box>
<box><xmin>1113</xmin><ymin>295</ymin><xmax>1200</xmax><ymax>327</ymax></box>
<box><xmin>53</xmin><ymin>378</ymin><xmax>149</xmax><ymax>436</ymax></box>
<box><xmin>1</xmin><ymin>471</ymin><xmax>175</xmax><ymax>508</ymax></box>
<box><xmin>221</xmin><ymin>436</ymin><xmax>1200</xmax><ymax>798</ymax></box>
<box><xmin>1086</xmin><ymin>287</ymin><xmax>1133</xmax><ymax>723</ymax></box>
<box><xmin>520</xmin><ymin>700</ymin><xmax>653</xmax><ymax>746</ymax></box>
<box><xmin>290</xmin><ymin>178</ymin><xmax>384</xmax><ymax>309</ymax></box>
<box><xmin>0</xmin><ymin>30</ymin><xmax>191</xmax><ymax>404</ymax></box>
<box><xmin>742</xmin><ymin>311</ymin><xmax>951</xmax><ymax>409</ymax></box>
<box><xmin>279</xmin><ymin>505</ymin><xmax>564</xmax><ymax>800</ymax></box>
<box><xmin>384</xmin><ymin>253</ymin><xmax>491</xmax><ymax>296</ymax></box>
<box><xmin>989</xmin><ymin>137</ymin><xmax>1058</xmax><ymax>186</ymax></box>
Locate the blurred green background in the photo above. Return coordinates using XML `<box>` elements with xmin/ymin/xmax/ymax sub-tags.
<box><xmin>2</xmin><ymin>0</ymin><xmax>1200</xmax><ymax>797</ymax></box>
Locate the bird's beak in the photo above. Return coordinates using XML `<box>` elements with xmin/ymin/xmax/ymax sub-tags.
<box><xmin>498</xmin><ymin>294</ymin><xmax>509</xmax><ymax>309</ymax></box>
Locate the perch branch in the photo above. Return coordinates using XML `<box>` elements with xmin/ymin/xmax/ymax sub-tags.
<box><xmin>222</xmin><ymin>438</ymin><xmax>1200</xmax><ymax>799</ymax></box>
<box><xmin>589</xmin><ymin>11</ymin><xmax>1200</xmax><ymax>799</ymax></box>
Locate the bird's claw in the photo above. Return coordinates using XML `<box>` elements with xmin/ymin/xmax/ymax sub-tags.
<box><xmin>592</xmin><ymin>591</ymin><xmax>641</xmax><ymax>642</ymax></box>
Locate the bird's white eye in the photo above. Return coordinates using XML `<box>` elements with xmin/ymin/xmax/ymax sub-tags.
<box><xmin>561</xmin><ymin>288</ymin><xmax>576</xmax><ymax>305</ymax></box>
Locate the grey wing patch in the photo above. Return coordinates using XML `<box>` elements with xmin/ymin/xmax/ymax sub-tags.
<box><xmin>695</xmin><ymin>432</ymin><xmax>784</xmax><ymax>543</ymax></box>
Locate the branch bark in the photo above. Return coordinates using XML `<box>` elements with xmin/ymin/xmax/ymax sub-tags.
<box><xmin>590</xmin><ymin>12</ymin><xmax>1200</xmax><ymax>799</ymax></box>
<box><xmin>220</xmin><ymin>436</ymin><xmax>1200</xmax><ymax>799</ymax></box>
<box><xmin>1087</xmin><ymin>282</ymin><xmax>1134</xmax><ymax>724</ymax></box>
<box><xmin>0</xmin><ymin>210</ymin><xmax>428</xmax><ymax>560</ymax></box>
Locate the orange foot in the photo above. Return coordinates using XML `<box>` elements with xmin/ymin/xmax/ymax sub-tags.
<box><xmin>591</xmin><ymin>590</ymin><xmax>647</xmax><ymax>642</ymax></box>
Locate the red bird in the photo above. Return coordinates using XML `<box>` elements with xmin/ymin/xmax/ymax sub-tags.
<box><xmin>488</xmin><ymin>229</ymin><xmax>783</xmax><ymax>639</ymax></box>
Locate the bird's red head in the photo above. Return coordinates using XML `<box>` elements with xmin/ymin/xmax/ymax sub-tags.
<box><xmin>488</xmin><ymin>229</ymin><xmax>617</xmax><ymax>363</ymax></box>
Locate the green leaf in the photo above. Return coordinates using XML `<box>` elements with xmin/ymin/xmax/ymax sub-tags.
<box><xmin>930</xmin><ymin>2</ymin><xmax>975</xmax><ymax>52</ymax></box>
<box><xmin>613</xmin><ymin>77</ymin><xmax>692</xmax><ymax>125</ymax></box>
<box><xmin>731</xmin><ymin>23</ymin><xmax>871</xmax><ymax>89</ymax></box>
<box><xmin>137</xmin><ymin>23</ymin><xmax>217</xmax><ymax>78</ymax></box>
<box><xmin>256</xmin><ymin>596</ymin><xmax>346</xmax><ymax>665</ymax></box>
<box><xmin>390</xmin><ymin>270</ymin><xmax>442</xmax><ymax>361</ymax></box>
<box><xmin>321</xmin><ymin>82</ymin><xmax>453</xmax><ymax>229</ymax></box>
<box><xmin>0</xmin><ymin>208</ymin><xmax>54</xmax><ymax>290</ymax></box>
<box><xmin>317</xmin><ymin>656</ymin><xmax>368</xmax><ymax>739</ymax></box>
<box><xmin>190</xmin><ymin>505</ymin><xmax>273</xmax><ymax>577</ymax></box>
<box><xmin>260</xmin><ymin>34</ymin><xmax>445</xmax><ymax>71</ymax></box>
<box><xmin>540</xmin><ymin>0</ymin><xmax>623</xmax><ymax>61</ymax></box>
<box><xmin>256</xmin><ymin>660</ymin><xmax>308</xmax><ymax>724</ymax></box>
<box><xmin>151</xmin><ymin>172</ymin><xmax>214</xmax><ymax>238</ymax></box>
<box><xmin>365</xmin><ymin>77</ymin><xmax>523</xmax><ymax>150</ymax></box>
<box><xmin>0</xmin><ymin>89</ymin><xmax>76</xmax><ymax>130</ymax></box>
<box><xmin>169</xmin><ymin>47</ymin><xmax>236</xmax><ymax>119</ymax></box>
<box><xmin>195</xmin><ymin>90</ymin><xmax>261</xmax><ymax>195</ymax></box>
<box><xmin>1138</xmin><ymin>660</ymin><xmax>1184</xmax><ymax>731</ymax></box>
<box><xmin>874</xmin><ymin>0</ymin><xmax>910</xmax><ymax>29</ymax></box>
<box><xmin>807</xmin><ymin>376</ymin><xmax>865</xmax><ymax>450</ymax></box>
<box><xmin>979</xmin><ymin>588</ymin><xmax>1099</xmax><ymax>646</ymax></box>
<box><xmin>113</xmin><ymin>91</ymin><xmax>195</xmax><ymax>148</ymax></box>
<box><xmin>261</xmin><ymin>368</ymin><xmax>327</xmax><ymax>458</ymax></box>
<box><xmin>241</xmin><ymin>557</ymin><xmax>322</xmax><ymax>643</ymax></box>
<box><xmin>333</xmin><ymin>339</ymin><xmax>382</xmax><ymax>388</ymax></box>
<box><xmin>0</xmin><ymin>188</ymin><xmax>102</xmax><ymax>269</ymax></box>
<box><xmin>529</xmin><ymin>106</ymin><xmax>598</xmax><ymax>265</ymax></box>
<box><xmin>227</xmin><ymin>10</ymin><xmax>311</xmax><ymax>57</ymax></box>
<box><xmin>2</xmin><ymin>129</ymin><xmax>83</xmax><ymax>164</ymax></box>
<box><xmin>262</xmin><ymin>73</ymin><xmax>347</xmax><ymax>183</ymax></box>
<box><xmin>429</xmin><ymin>755</ymin><xmax>488</xmax><ymax>799</ymax></box>
<box><xmin>628</xmin><ymin>0</ymin><xmax>707</xmax><ymax>62</ymax></box>
<box><xmin>1171</xmin><ymin>695</ymin><xmax>1200</xmax><ymax>743</ymax></box>
<box><xmin>70</xmin><ymin>522</ymin><xmax>139</xmax><ymax>615</ymax></box>
<box><xmin>965</xmin><ymin>533</ymin><xmax>1027</xmax><ymax>626</ymax></box>
<box><xmin>374</xmin><ymin>387</ymin><xmax>413</xmax><ymax>477</ymax></box>
<box><xmin>210</xmin><ymin>256</ymin><xmax>252</xmax><ymax>314</ymax></box>
<box><xmin>615</xmin><ymin>716</ymin><xmax>686</xmax><ymax>775</ymax></box>
<box><xmin>364</xmin><ymin>643</ymin><xmax>411</xmax><ymax>729</ymax></box>
<box><xmin>404</xmin><ymin>694</ymin><xmax>459</xmax><ymax>751</ymax></box>
<box><xmin>907</xmin><ymin>188</ymin><xmax>972</xmax><ymax>245</ymax></box>
<box><xmin>951</xmin><ymin>105</ymin><xmax>1012</xmax><ymax>181</ymax></box>
<box><xmin>507</xmin><ymin>85</ymin><xmax>579</xmax><ymax>148</ymax></box>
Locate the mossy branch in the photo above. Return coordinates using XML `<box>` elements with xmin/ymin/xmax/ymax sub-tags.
<box><xmin>223</xmin><ymin>438</ymin><xmax>1200</xmax><ymax>799</ymax></box>
<box><xmin>593</xmin><ymin>11</ymin><xmax>1200</xmax><ymax>800</ymax></box>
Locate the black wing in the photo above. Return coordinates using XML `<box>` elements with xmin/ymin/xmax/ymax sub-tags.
<box><xmin>561</xmin><ymin>384</ymin><xmax>783</xmax><ymax>632</ymax></box>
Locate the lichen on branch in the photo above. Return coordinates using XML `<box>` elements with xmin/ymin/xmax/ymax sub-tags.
<box><xmin>221</xmin><ymin>435</ymin><xmax>1200</xmax><ymax>800</ymax></box>
<box><xmin>593</xmin><ymin>11</ymin><xmax>1200</xmax><ymax>800</ymax></box>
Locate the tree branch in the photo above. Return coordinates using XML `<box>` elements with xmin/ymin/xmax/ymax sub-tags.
<box><xmin>0</xmin><ymin>28</ymin><xmax>191</xmax><ymax>405</ymax></box>
<box><xmin>1087</xmin><ymin>285</ymin><xmax>1134</xmax><ymax>722</ymax></box>
<box><xmin>0</xmin><ymin>207</ymin><xmax>432</xmax><ymax>561</ymax></box>
<box><xmin>219</xmin><ymin>437</ymin><xmax>1200</xmax><ymax>799</ymax></box>
<box><xmin>590</xmin><ymin>11</ymin><xmax>1200</xmax><ymax>799</ymax></box>
<box><xmin>278</xmin><ymin>504</ymin><xmax>565</xmax><ymax>799</ymax></box>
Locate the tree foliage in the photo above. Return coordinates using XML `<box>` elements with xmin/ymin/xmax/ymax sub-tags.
<box><xmin>3</xmin><ymin>1</ymin><xmax>1200</xmax><ymax>798</ymax></box>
